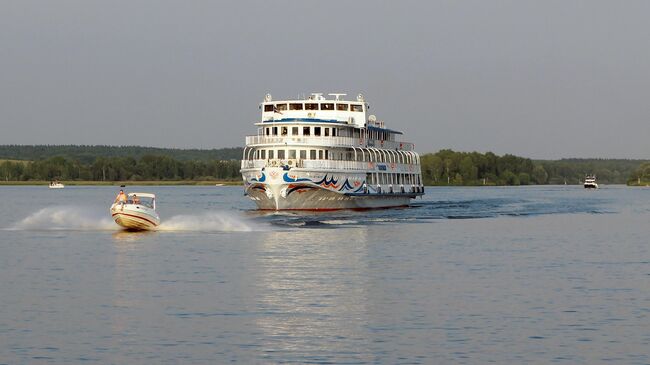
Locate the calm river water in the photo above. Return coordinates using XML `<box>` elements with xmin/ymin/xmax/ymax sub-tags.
<box><xmin>0</xmin><ymin>185</ymin><xmax>648</xmax><ymax>364</ymax></box>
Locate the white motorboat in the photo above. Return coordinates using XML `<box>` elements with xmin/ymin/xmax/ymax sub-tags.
<box><xmin>110</xmin><ymin>192</ymin><xmax>160</xmax><ymax>230</ymax></box>
<box><xmin>240</xmin><ymin>93</ymin><xmax>424</xmax><ymax>210</ymax></box>
<box><xmin>583</xmin><ymin>175</ymin><xmax>598</xmax><ymax>189</ymax></box>
<box><xmin>48</xmin><ymin>181</ymin><xmax>64</xmax><ymax>189</ymax></box>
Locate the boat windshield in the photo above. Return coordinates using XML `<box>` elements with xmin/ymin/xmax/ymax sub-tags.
<box><xmin>127</xmin><ymin>196</ymin><xmax>154</xmax><ymax>208</ymax></box>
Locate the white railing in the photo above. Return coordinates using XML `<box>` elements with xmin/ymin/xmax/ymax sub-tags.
<box><xmin>241</xmin><ymin>159</ymin><xmax>421</xmax><ymax>173</ymax></box>
<box><xmin>241</xmin><ymin>160</ymin><xmax>267</xmax><ymax>169</ymax></box>
<box><xmin>245</xmin><ymin>135</ymin><xmax>414</xmax><ymax>151</ymax></box>
<box><xmin>301</xmin><ymin>160</ymin><xmax>368</xmax><ymax>170</ymax></box>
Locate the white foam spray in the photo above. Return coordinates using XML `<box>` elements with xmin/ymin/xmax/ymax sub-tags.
<box><xmin>8</xmin><ymin>207</ymin><xmax>264</xmax><ymax>233</ymax></box>
<box><xmin>158</xmin><ymin>211</ymin><xmax>258</xmax><ymax>232</ymax></box>
<box><xmin>10</xmin><ymin>206</ymin><xmax>116</xmax><ymax>231</ymax></box>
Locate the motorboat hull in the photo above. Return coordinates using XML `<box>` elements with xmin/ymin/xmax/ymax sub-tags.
<box><xmin>110</xmin><ymin>204</ymin><xmax>160</xmax><ymax>231</ymax></box>
<box><xmin>584</xmin><ymin>183</ymin><xmax>598</xmax><ymax>189</ymax></box>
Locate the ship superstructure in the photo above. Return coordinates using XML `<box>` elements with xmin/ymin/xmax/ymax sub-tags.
<box><xmin>241</xmin><ymin>93</ymin><xmax>424</xmax><ymax>210</ymax></box>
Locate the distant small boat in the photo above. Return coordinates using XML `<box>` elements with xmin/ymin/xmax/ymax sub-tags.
<box><xmin>48</xmin><ymin>181</ymin><xmax>64</xmax><ymax>189</ymax></box>
<box><xmin>110</xmin><ymin>192</ymin><xmax>160</xmax><ymax>231</ymax></box>
<box><xmin>215</xmin><ymin>183</ymin><xmax>225</xmax><ymax>186</ymax></box>
<box><xmin>583</xmin><ymin>175</ymin><xmax>598</xmax><ymax>189</ymax></box>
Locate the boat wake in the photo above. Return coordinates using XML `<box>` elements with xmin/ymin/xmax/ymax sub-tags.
<box><xmin>9</xmin><ymin>206</ymin><xmax>116</xmax><ymax>231</ymax></box>
<box><xmin>7</xmin><ymin>207</ymin><xmax>263</xmax><ymax>233</ymax></box>
<box><xmin>158</xmin><ymin>212</ymin><xmax>260</xmax><ymax>232</ymax></box>
<box><xmin>254</xmin><ymin>195</ymin><xmax>608</xmax><ymax>228</ymax></box>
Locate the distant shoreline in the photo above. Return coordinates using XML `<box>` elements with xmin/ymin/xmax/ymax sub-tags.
<box><xmin>0</xmin><ymin>180</ymin><xmax>242</xmax><ymax>186</ymax></box>
<box><xmin>0</xmin><ymin>180</ymin><xmax>643</xmax><ymax>187</ymax></box>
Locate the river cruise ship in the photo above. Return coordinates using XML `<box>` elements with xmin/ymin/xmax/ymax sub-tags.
<box><xmin>240</xmin><ymin>93</ymin><xmax>424</xmax><ymax>210</ymax></box>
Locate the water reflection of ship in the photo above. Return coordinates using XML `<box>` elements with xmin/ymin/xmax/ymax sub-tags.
<box><xmin>253</xmin><ymin>227</ymin><xmax>372</xmax><ymax>361</ymax></box>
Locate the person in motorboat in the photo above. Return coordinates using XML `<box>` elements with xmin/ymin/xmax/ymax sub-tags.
<box><xmin>132</xmin><ymin>194</ymin><xmax>140</xmax><ymax>205</ymax></box>
<box><xmin>114</xmin><ymin>189</ymin><xmax>127</xmax><ymax>204</ymax></box>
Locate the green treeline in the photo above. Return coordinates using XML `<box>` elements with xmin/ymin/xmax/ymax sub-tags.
<box><xmin>536</xmin><ymin>158</ymin><xmax>646</xmax><ymax>185</ymax></box>
<box><xmin>0</xmin><ymin>145</ymin><xmax>242</xmax><ymax>164</ymax></box>
<box><xmin>420</xmin><ymin>150</ymin><xmax>647</xmax><ymax>185</ymax></box>
<box><xmin>0</xmin><ymin>145</ymin><xmax>646</xmax><ymax>185</ymax></box>
<box><xmin>0</xmin><ymin>156</ymin><xmax>240</xmax><ymax>181</ymax></box>
<box><xmin>627</xmin><ymin>162</ymin><xmax>650</xmax><ymax>186</ymax></box>
<box><xmin>421</xmin><ymin>150</ymin><xmax>540</xmax><ymax>185</ymax></box>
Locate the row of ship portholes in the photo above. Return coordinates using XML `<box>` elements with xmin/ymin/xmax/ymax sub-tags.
<box><xmin>253</xmin><ymin>149</ymin><xmax>332</xmax><ymax>161</ymax></box>
<box><xmin>265</xmin><ymin>125</ymin><xmax>339</xmax><ymax>138</ymax></box>
<box><xmin>361</xmin><ymin>184</ymin><xmax>424</xmax><ymax>194</ymax></box>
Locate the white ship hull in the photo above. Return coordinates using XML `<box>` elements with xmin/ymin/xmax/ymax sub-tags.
<box><xmin>243</xmin><ymin>166</ymin><xmax>421</xmax><ymax>210</ymax></box>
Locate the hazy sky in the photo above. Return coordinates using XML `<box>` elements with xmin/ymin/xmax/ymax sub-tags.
<box><xmin>1</xmin><ymin>1</ymin><xmax>649</xmax><ymax>159</ymax></box>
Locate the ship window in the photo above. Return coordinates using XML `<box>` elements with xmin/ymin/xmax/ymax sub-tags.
<box><xmin>265</xmin><ymin>127</ymin><xmax>270</xmax><ymax>136</ymax></box>
<box><xmin>303</xmin><ymin>126</ymin><xmax>310</xmax><ymax>136</ymax></box>
<box><xmin>310</xmin><ymin>150</ymin><xmax>317</xmax><ymax>159</ymax></box>
<box><xmin>336</xmin><ymin>103</ymin><xmax>348</xmax><ymax>111</ymax></box>
<box><xmin>272</xmin><ymin>127</ymin><xmax>278</xmax><ymax>135</ymax></box>
<box><xmin>281</xmin><ymin>127</ymin><xmax>288</xmax><ymax>136</ymax></box>
<box><xmin>264</xmin><ymin>104</ymin><xmax>274</xmax><ymax>112</ymax></box>
<box><xmin>292</xmin><ymin>126</ymin><xmax>299</xmax><ymax>135</ymax></box>
<box><xmin>324</xmin><ymin>128</ymin><xmax>330</xmax><ymax>136</ymax></box>
<box><xmin>351</xmin><ymin>104</ymin><xmax>363</xmax><ymax>112</ymax></box>
<box><xmin>289</xmin><ymin>150</ymin><xmax>296</xmax><ymax>159</ymax></box>
<box><xmin>325</xmin><ymin>150</ymin><xmax>329</xmax><ymax>159</ymax></box>
<box><xmin>305</xmin><ymin>103</ymin><xmax>318</xmax><ymax>110</ymax></box>
<box><xmin>277</xmin><ymin>150</ymin><xmax>285</xmax><ymax>159</ymax></box>
<box><xmin>300</xmin><ymin>150</ymin><xmax>307</xmax><ymax>159</ymax></box>
<box><xmin>268</xmin><ymin>150</ymin><xmax>274</xmax><ymax>159</ymax></box>
<box><xmin>321</xmin><ymin>103</ymin><xmax>334</xmax><ymax>110</ymax></box>
<box><xmin>314</xmin><ymin>127</ymin><xmax>321</xmax><ymax>136</ymax></box>
<box><xmin>332</xmin><ymin>128</ymin><xmax>337</xmax><ymax>137</ymax></box>
<box><xmin>261</xmin><ymin>150</ymin><xmax>266</xmax><ymax>159</ymax></box>
<box><xmin>276</xmin><ymin>103</ymin><xmax>288</xmax><ymax>111</ymax></box>
<box><xmin>289</xmin><ymin>103</ymin><xmax>303</xmax><ymax>110</ymax></box>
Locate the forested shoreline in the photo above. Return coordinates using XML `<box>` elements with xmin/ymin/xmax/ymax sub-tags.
<box><xmin>0</xmin><ymin>145</ymin><xmax>646</xmax><ymax>185</ymax></box>
<box><xmin>628</xmin><ymin>162</ymin><xmax>650</xmax><ymax>186</ymax></box>
<box><xmin>421</xmin><ymin>150</ymin><xmax>646</xmax><ymax>186</ymax></box>
<box><xmin>0</xmin><ymin>156</ymin><xmax>240</xmax><ymax>182</ymax></box>
<box><xmin>0</xmin><ymin>145</ymin><xmax>241</xmax><ymax>163</ymax></box>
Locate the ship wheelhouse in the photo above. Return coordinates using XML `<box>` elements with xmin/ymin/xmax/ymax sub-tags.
<box><xmin>241</xmin><ymin>93</ymin><xmax>424</xmax><ymax>210</ymax></box>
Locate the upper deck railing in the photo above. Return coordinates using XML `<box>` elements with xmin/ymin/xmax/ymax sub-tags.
<box><xmin>245</xmin><ymin>135</ymin><xmax>414</xmax><ymax>151</ymax></box>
